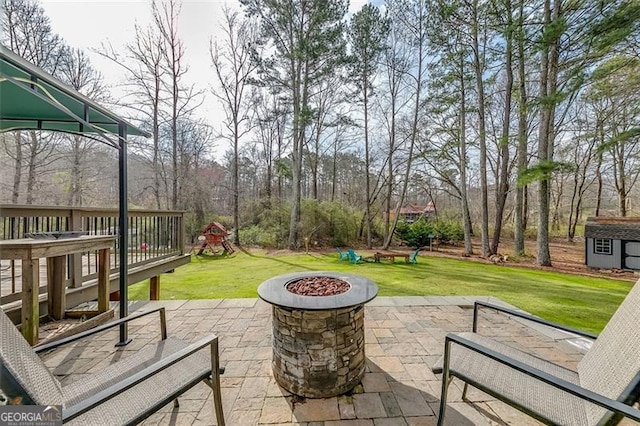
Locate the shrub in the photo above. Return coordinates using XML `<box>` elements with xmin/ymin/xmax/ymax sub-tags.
<box><xmin>239</xmin><ymin>225</ymin><xmax>281</xmax><ymax>248</ymax></box>
<box><xmin>434</xmin><ymin>220</ymin><xmax>464</xmax><ymax>242</ymax></box>
<box><xmin>299</xmin><ymin>200</ymin><xmax>360</xmax><ymax>247</ymax></box>
<box><xmin>394</xmin><ymin>218</ymin><xmax>464</xmax><ymax>248</ymax></box>
<box><xmin>238</xmin><ymin>198</ymin><xmax>362</xmax><ymax>249</ymax></box>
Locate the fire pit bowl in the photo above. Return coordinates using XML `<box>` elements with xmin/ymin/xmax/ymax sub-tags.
<box><xmin>258</xmin><ymin>271</ymin><xmax>378</xmax><ymax>398</ymax></box>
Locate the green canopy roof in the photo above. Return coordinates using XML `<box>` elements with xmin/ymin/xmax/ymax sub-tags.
<box><xmin>1</xmin><ymin>45</ymin><xmax>147</xmax><ymax>337</ymax></box>
<box><xmin>0</xmin><ymin>45</ymin><xmax>149</xmax><ymax>145</ymax></box>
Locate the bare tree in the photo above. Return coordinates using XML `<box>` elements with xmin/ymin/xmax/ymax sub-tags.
<box><xmin>384</xmin><ymin>0</ymin><xmax>429</xmax><ymax>248</ymax></box>
<box><xmin>379</xmin><ymin>14</ymin><xmax>410</xmax><ymax>248</ymax></box>
<box><xmin>175</xmin><ymin>118</ymin><xmax>215</xmax><ymax>224</ymax></box>
<box><xmin>305</xmin><ymin>74</ymin><xmax>347</xmax><ymax>201</ymax></box>
<box><xmin>590</xmin><ymin>57</ymin><xmax>640</xmax><ymax>217</ymax></box>
<box><xmin>154</xmin><ymin>0</ymin><xmax>202</xmax><ymax>210</ymax></box>
<box><xmin>211</xmin><ymin>5</ymin><xmax>259</xmax><ymax>245</ymax></box>
<box><xmin>2</xmin><ymin>0</ymin><xmax>67</xmax><ymax>204</ymax></box>
<box><xmin>251</xmin><ymin>88</ymin><xmax>289</xmax><ymax>203</ymax></box>
<box><xmin>97</xmin><ymin>21</ymin><xmax>168</xmax><ymax>208</ymax></box>
<box><xmin>58</xmin><ymin>48</ymin><xmax>107</xmax><ymax>206</ymax></box>
<box><xmin>349</xmin><ymin>3</ymin><xmax>389</xmax><ymax>248</ymax></box>
<box><xmin>2</xmin><ymin>0</ymin><xmax>66</xmax><ymax>74</ymax></box>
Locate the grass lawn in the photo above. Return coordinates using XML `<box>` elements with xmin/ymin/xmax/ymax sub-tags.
<box><xmin>129</xmin><ymin>250</ymin><xmax>636</xmax><ymax>333</ymax></box>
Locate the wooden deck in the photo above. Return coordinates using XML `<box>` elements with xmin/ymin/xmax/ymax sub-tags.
<box><xmin>0</xmin><ymin>205</ymin><xmax>190</xmax><ymax>325</ymax></box>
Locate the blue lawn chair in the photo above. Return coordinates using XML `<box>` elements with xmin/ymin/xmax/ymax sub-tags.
<box><xmin>409</xmin><ymin>248</ymin><xmax>420</xmax><ymax>264</ymax></box>
<box><xmin>336</xmin><ymin>247</ymin><xmax>350</xmax><ymax>261</ymax></box>
<box><xmin>347</xmin><ymin>249</ymin><xmax>363</xmax><ymax>264</ymax></box>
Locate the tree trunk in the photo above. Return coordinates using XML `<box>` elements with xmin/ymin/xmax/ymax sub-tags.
<box><xmin>459</xmin><ymin>53</ymin><xmax>473</xmax><ymax>255</ymax></box>
<box><xmin>288</xmin><ymin>48</ymin><xmax>308</xmax><ymax>250</ymax></box>
<box><xmin>364</xmin><ymin>69</ymin><xmax>372</xmax><ymax>249</ymax></box>
<box><xmin>536</xmin><ymin>0</ymin><xmax>560</xmax><ymax>266</ymax></box>
<box><xmin>311</xmin><ymin>117</ymin><xmax>321</xmax><ymax>200</ymax></box>
<box><xmin>384</xmin><ymin>109</ymin><xmax>394</xmax><ymax>246</ymax></box>
<box><xmin>615</xmin><ymin>142</ymin><xmax>627</xmax><ymax>217</ymax></box>
<box><xmin>70</xmin><ymin>135</ymin><xmax>82</xmax><ymax>206</ymax></box>
<box><xmin>491</xmin><ymin>0</ymin><xmax>513</xmax><ymax>255</ymax></box>
<box><xmin>472</xmin><ymin>0</ymin><xmax>490</xmax><ymax>257</ymax></box>
<box><xmin>384</xmin><ymin>1</ymin><xmax>425</xmax><ymax>249</ymax></box>
<box><xmin>382</xmin><ymin>72</ymin><xmax>398</xmax><ymax>250</ymax></box>
<box><xmin>153</xmin><ymin>76</ymin><xmax>162</xmax><ymax>210</ymax></box>
<box><xmin>567</xmin><ymin>137</ymin><xmax>592</xmax><ymax>242</ymax></box>
<box><xmin>514</xmin><ymin>0</ymin><xmax>528</xmax><ymax>256</ymax></box>
<box><xmin>594</xmin><ymin>131</ymin><xmax>603</xmax><ymax>217</ymax></box>
<box><xmin>26</xmin><ymin>131</ymin><xmax>39</xmax><ymax>205</ymax></box>
<box><xmin>12</xmin><ymin>131</ymin><xmax>23</xmax><ymax>204</ymax></box>
<box><xmin>233</xmin><ymin>120</ymin><xmax>240</xmax><ymax>245</ymax></box>
<box><xmin>171</xmin><ymin>88</ymin><xmax>179</xmax><ymax>210</ymax></box>
<box><xmin>331</xmin><ymin>135</ymin><xmax>338</xmax><ymax>202</ymax></box>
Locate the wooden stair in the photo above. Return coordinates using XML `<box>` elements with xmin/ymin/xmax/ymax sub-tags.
<box><xmin>222</xmin><ymin>240</ymin><xmax>235</xmax><ymax>255</ymax></box>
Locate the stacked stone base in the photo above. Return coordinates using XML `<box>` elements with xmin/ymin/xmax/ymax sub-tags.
<box><xmin>271</xmin><ymin>305</ymin><xmax>365</xmax><ymax>398</ymax></box>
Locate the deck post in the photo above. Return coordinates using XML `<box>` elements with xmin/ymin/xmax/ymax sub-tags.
<box><xmin>117</xmin><ymin>123</ymin><xmax>130</xmax><ymax>346</ymax></box>
<box><xmin>47</xmin><ymin>255</ymin><xmax>66</xmax><ymax>320</ymax></box>
<box><xmin>178</xmin><ymin>213</ymin><xmax>185</xmax><ymax>255</ymax></box>
<box><xmin>68</xmin><ymin>209</ymin><xmax>84</xmax><ymax>288</ymax></box>
<box><xmin>150</xmin><ymin>276</ymin><xmax>160</xmax><ymax>300</ymax></box>
<box><xmin>21</xmin><ymin>258</ymin><xmax>39</xmax><ymax>345</ymax></box>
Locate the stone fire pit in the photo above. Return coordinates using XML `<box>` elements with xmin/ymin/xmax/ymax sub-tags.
<box><xmin>258</xmin><ymin>272</ymin><xmax>378</xmax><ymax>398</ymax></box>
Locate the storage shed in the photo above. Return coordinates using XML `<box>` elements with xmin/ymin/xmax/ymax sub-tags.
<box><xmin>584</xmin><ymin>217</ymin><xmax>640</xmax><ymax>270</ymax></box>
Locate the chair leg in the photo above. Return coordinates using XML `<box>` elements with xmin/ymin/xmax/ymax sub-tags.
<box><xmin>462</xmin><ymin>383</ymin><xmax>469</xmax><ymax>402</ymax></box>
<box><xmin>210</xmin><ymin>339</ymin><xmax>225</xmax><ymax>426</ymax></box>
<box><xmin>212</xmin><ymin>374</ymin><xmax>224</xmax><ymax>426</ymax></box>
<box><xmin>438</xmin><ymin>338</ymin><xmax>454</xmax><ymax>426</ymax></box>
<box><xmin>437</xmin><ymin>376</ymin><xmax>451</xmax><ymax>426</ymax></box>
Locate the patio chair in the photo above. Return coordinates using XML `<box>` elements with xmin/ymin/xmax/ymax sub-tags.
<box><xmin>0</xmin><ymin>307</ymin><xmax>225</xmax><ymax>425</ymax></box>
<box><xmin>347</xmin><ymin>249</ymin><xmax>363</xmax><ymax>264</ymax></box>
<box><xmin>336</xmin><ymin>247</ymin><xmax>350</xmax><ymax>261</ymax></box>
<box><xmin>433</xmin><ymin>279</ymin><xmax>640</xmax><ymax>426</ymax></box>
<box><xmin>409</xmin><ymin>248</ymin><xmax>420</xmax><ymax>264</ymax></box>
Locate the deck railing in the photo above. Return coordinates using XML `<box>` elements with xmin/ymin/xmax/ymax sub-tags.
<box><xmin>0</xmin><ymin>205</ymin><xmax>185</xmax><ymax>303</ymax></box>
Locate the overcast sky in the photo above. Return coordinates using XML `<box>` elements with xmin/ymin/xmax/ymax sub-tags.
<box><xmin>39</xmin><ymin>0</ymin><xmax>368</xmax><ymax>158</ymax></box>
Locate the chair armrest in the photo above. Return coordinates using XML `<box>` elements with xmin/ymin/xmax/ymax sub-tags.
<box><xmin>35</xmin><ymin>308</ymin><xmax>167</xmax><ymax>354</ymax></box>
<box><xmin>442</xmin><ymin>333</ymin><xmax>640</xmax><ymax>422</ymax></box>
<box><xmin>63</xmin><ymin>334</ymin><xmax>218</xmax><ymax>422</ymax></box>
<box><xmin>473</xmin><ymin>301</ymin><xmax>598</xmax><ymax>339</ymax></box>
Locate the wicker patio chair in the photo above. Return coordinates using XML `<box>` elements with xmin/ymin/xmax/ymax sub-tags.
<box><xmin>0</xmin><ymin>307</ymin><xmax>225</xmax><ymax>425</ymax></box>
<box><xmin>434</xmin><ymin>279</ymin><xmax>640</xmax><ymax>426</ymax></box>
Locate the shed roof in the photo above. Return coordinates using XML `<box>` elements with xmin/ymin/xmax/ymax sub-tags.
<box><xmin>399</xmin><ymin>203</ymin><xmax>435</xmax><ymax>215</ymax></box>
<box><xmin>584</xmin><ymin>217</ymin><xmax>640</xmax><ymax>240</ymax></box>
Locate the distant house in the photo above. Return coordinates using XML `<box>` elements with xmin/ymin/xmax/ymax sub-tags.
<box><xmin>584</xmin><ymin>217</ymin><xmax>640</xmax><ymax>270</ymax></box>
<box><xmin>393</xmin><ymin>202</ymin><xmax>436</xmax><ymax>223</ymax></box>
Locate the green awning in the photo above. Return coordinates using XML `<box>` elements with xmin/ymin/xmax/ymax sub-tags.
<box><xmin>0</xmin><ymin>45</ymin><xmax>149</xmax><ymax>145</ymax></box>
<box><xmin>1</xmin><ymin>45</ymin><xmax>147</xmax><ymax>337</ymax></box>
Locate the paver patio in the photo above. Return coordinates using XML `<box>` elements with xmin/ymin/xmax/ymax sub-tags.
<box><xmin>38</xmin><ymin>296</ymin><xmax>594</xmax><ymax>425</ymax></box>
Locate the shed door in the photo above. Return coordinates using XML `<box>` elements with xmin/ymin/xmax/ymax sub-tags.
<box><xmin>623</xmin><ymin>241</ymin><xmax>640</xmax><ymax>270</ymax></box>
